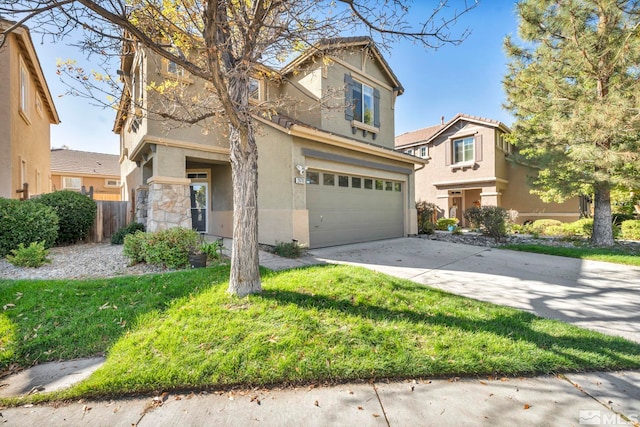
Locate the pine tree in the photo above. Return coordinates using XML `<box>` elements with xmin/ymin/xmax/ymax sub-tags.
<box><xmin>504</xmin><ymin>0</ymin><xmax>640</xmax><ymax>246</ymax></box>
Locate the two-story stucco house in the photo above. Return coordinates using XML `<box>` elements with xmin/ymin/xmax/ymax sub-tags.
<box><xmin>0</xmin><ymin>20</ymin><xmax>60</xmax><ymax>200</ymax></box>
<box><xmin>395</xmin><ymin>114</ymin><xmax>581</xmax><ymax>226</ymax></box>
<box><xmin>114</xmin><ymin>37</ymin><xmax>420</xmax><ymax>248</ymax></box>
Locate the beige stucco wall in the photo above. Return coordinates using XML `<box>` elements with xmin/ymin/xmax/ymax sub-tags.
<box><xmin>0</xmin><ymin>29</ymin><xmax>53</xmax><ymax>199</ymax></box>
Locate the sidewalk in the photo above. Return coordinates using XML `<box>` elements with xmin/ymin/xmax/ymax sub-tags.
<box><xmin>1</xmin><ymin>371</ymin><xmax>638</xmax><ymax>426</ymax></box>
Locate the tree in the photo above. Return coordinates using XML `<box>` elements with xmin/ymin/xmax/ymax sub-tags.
<box><xmin>2</xmin><ymin>0</ymin><xmax>476</xmax><ymax>295</ymax></box>
<box><xmin>503</xmin><ymin>0</ymin><xmax>640</xmax><ymax>246</ymax></box>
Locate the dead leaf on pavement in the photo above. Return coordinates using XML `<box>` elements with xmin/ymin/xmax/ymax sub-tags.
<box><xmin>314</xmin><ymin>400</ymin><xmax>319</xmax><ymax>407</ymax></box>
<box><xmin>524</xmin><ymin>404</ymin><xmax>531</xmax><ymax>410</ymax></box>
<box><xmin>357</xmin><ymin>406</ymin><xmax>363</xmax><ymax>411</ymax></box>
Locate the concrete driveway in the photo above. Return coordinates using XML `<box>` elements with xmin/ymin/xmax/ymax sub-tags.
<box><xmin>307</xmin><ymin>238</ymin><xmax>640</xmax><ymax>343</ymax></box>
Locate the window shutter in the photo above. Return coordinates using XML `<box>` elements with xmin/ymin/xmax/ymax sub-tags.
<box><xmin>373</xmin><ymin>88</ymin><xmax>381</xmax><ymax>128</ymax></box>
<box><xmin>445</xmin><ymin>140</ymin><xmax>452</xmax><ymax>166</ymax></box>
<box><xmin>475</xmin><ymin>134</ymin><xmax>483</xmax><ymax>162</ymax></box>
<box><xmin>344</xmin><ymin>74</ymin><xmax>354</xmax><ymax>121</ymax></box>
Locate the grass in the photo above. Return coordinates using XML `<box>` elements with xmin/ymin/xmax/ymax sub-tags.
<box><xmin>502</xmin><ymin>243</ymin><xmax>640</xmax><ymax>266</ymax></box>
<box><xmin>1</xmin><ymin>264</ymin><xmax>640</xmax><ymax>404</ymax></box>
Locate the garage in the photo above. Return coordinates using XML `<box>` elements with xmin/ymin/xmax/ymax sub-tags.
<box><xmin>306</xmin><ymin>169</ymin><xmax>404</xmax><ymax>248</ymax></box>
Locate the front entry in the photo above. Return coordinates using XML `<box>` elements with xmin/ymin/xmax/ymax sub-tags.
<box><xmin>190</xmin><ymin>183</ymin><xmax>208</xmax><ymax>232</ymax></box>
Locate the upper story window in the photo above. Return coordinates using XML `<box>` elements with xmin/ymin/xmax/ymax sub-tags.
<box><xmin>453</xmin><ymin>137</ymin><xmax>474</xmax><ymax>164</ymax></box>
<box><xmin>35</xmin><ymin>93</ymin><xmax>43</xmax><ymax>118</ymax></box>
<box><xmin>419</xmin><ymin>146</ymin><xmax>428</xmax><ymax>158</ymax></box>
<box><xmin>249</xmin><ymin>78</ymin><xmax>261</xmax><ymax>101</ymax></box>
<box><xmin>344</xmin><ymin>74</ymin><xmax>380</xmax><ymax>135</ymax></box>
<box><xmin>405</xmin><ymin>148</ymin><xmax>414</xmax><ymax>156</ymax></box>
<box><xmin>19</xmin><ymin>58</ymin><xmax>30</xmax><ymax>122</ymax></box>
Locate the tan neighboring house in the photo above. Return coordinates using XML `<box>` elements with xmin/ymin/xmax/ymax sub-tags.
<box><xmin>114</xmin><ymin>36</ymin><xmax>420</xmax><ymax>248</ymax></box>
<box><xmin>0</xmin><ymin>20</ymin><xmax>60</xmax><ymax>200</ymax></box>
<box><xmin>50</xmin><ymin>148</ymin><xmax>122</xmax><ymax>201</ymax></box>
<box><xmin>395</xmin><ymin>114</ymin><xmax>581</xmax><ymax>226</ymax></box>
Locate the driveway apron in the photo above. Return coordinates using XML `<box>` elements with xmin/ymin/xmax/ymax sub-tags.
<box><xmin>307</xmin><ymin>238</ymin><xmax>640</xmax><ymax>343</ymax></box>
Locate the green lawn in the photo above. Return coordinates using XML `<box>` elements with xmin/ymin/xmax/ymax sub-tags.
<box><xmin>502</xmin><ymin>243</ymin><xmax>640</xmax><ymax>266</ymax></box>
<box><xmin>1</xmin><ymin>264</ymin><xmax>640</xmax><ymax>404</ymax></box>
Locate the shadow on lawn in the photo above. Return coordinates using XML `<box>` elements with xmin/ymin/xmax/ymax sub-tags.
<box><xmin>259</xmin><ymin>287</ymin><xmax>640</xmax><ymax>371</ymax></box>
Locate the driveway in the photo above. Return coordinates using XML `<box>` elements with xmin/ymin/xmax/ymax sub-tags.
<box><xmin>307</xmin><ymin>238</ymin><xmax>640</xmax><ymax>343</ymax></box>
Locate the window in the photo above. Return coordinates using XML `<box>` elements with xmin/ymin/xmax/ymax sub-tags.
<box><xmin>453</xmin><ymin>136</ymin><xmax>474</xmax><ymax>164</ymax></box>
<box><xmin>63</xmin><ymin>177</ymin><xmax>82</xmax><ymax>190</ymax></box>
<box><xmin>105</xmin><ymin>179</ymin><xmax>121</xmax><ymax>187</ymax></box>
<box><xmin>385</xmin><ymin>181</ymin><xmax>393</xmax><ymax>191</ymax></box>
<box><xmin>35</xmin><ymin>93</ymin><xmax>43</xmax><ymax>118</ymax></box>
<box><xmin>249</xmin><ymin>78</ymin><xmax>261</xmax><ymax>101</ymax></box>
<box><xmin>19</xmin><ymin>58</ymin><xmax>30</xmax><ymax>120</ymax></box>
<box><xmin>405</xmin><ymin>149</ymin><xmax>414</xmax><ymax>156</ymax></box>
<box><xmin>345</xmin><ymin>74</ymin><xmax>380</xmax><ymax>129</ymax></box>
<box><xmin>375</xmin><ymin>179</ymin><xmax>384</xmax><ymax>190</ymax></box>
<box><xmin>323</xmin><ymin>173</ymin><xmax>335</xmax><ymax>186</ymax></box>
<box><xmin>394</xmin><ymin>182</ymin><xmax>402</xmax><ymax>192</ymax></box>
<box><xmin>364</xmin><ymin>178</ymin><xmax>373</xmax><ymax>189</ymax></box>
<box><xmin>351</xmin><ymin>177</ymin><xmax>361</xmax><ymax>188</ymax></box>
<box><xmin>420</xmin><ymin>146</ymin><xmax>428</xmax><ymax>158</ymax></box>
<box><xmin>187</xmin><ymin>172</ymin><xmax>208</xmax><ymax>180</ymax></box>
<box><xmin>338</xmin><ymin>175</ymin><xmax>349</xmax><ymax>187</ymax></box>
<box><xmin>306</xmin><ymin>171</ymin><xmax>319</xmax><ymax>185</ymax></box>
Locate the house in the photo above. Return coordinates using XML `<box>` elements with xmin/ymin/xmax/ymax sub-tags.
<box><xmin>0</xmin><ymin>19</ymin><xmax>60</xmax><ymax>200</ymax></box>
<box><xmin>395</xmin><ymin>114</ymin><xmax>581</xmax><ymax>226</ymax></box>
<box><xmin>114</xmin><ymin>37</ymin><xmax>420</xmax><ymax>248</ymax></box>
<box><xmin>50</xmin><ymin>148</ymin><xmax>122</xmax><ymax>201</ymax></box>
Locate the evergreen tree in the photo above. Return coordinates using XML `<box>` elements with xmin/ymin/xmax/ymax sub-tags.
<box><xmin>504</xmin><ymin>0</ymin><xmax>640</xmax><ymax>246</ymax></box>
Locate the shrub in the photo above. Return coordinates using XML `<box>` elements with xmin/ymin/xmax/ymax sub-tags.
<box><xmin>478</xmin><ymin>206</ymin><xmax>509</xmax><ymax>241</ymax></box>
<box><xmin>200</xmin><ymin>240</ymin><xmax>223</xmax><ymax>261</ymax></box>
<box><xmin>123</xmin><ymin>227</ymin><xmax>200</xmax><ymax>269</ymax></box>
<box><xmin>612</xmin><ymin>213</ymin><xmax>635</xmax><ymax>226</ymax></box>
<box><xmin>35</xmin><ymin>191</ymin><xmax>96</xmax><ymax>244</ymax></box>
<box><xmin>6</xmin><ymin>241</ymin><xmax>51</xmax><ymax>268</ymax></box>
<box><xmin>123</xmin><ymin>231</ymin><xmax>149</xmax><ymax>265</ymax></box>
<box><xmin>436</xmin><ymin>218</ymin><xmax>458</xmax><ymax>231</ymax></box>
<box><xmin>621</xmin><ymin>220</ymin><xmax>640</xmax><ymax>241</ymax></box>
<box><xmin>544</xmin><ymin>225</ymin><xmax>567</xmax><ymax>237</ymax></box>
<box><xmin>561</xmin><ymin>218</ymin><xmax>593</xmax><ymax>238</ymax></box>
<box><xmin>111</xmin><ymin>222</ymin><xmax>146</xmax><ymax>245</ymax></box>
<box><xmin>273</xmin><ymin>241</ymin><xmax>304</xmax><ymax>258</ymax></box>
<box><xmin>463</xmin><ymin>206</ymin><xmax>483</xmax><ymax>230</ymax></box>
<box><xmin>530</xmin><ymin>219</ymin><xmax>563</xmax><ymax>236</ymax></box>
<box><xmin>0</xmin><ymin>198</ymin><xmax>59</xmax><ymax>257</ymax></box>
<box><xmin>416</xmin><ymin>200</ymin><xmax>437</xmax><ymax>234</ymax></box>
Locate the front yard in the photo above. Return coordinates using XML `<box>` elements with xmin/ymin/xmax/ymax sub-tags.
<box><xmin>1</xmin><ymin>264</ymin><xmax>640</xmax><ymax>404</ymax></box>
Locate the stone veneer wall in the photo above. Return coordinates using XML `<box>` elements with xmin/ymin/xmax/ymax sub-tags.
<box><xmin>146</xmin><ymin>182</ymin><xmax>192</xmax><ymax>232</ymax></box>
<box><xmin>135</xmin><ymin>186</ymin><xmax>149</xmax><ymax>226</ymax></box>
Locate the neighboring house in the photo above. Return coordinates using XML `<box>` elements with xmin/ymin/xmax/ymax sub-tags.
<box><xmin>395</xmin><ymin>114</ymin><xmax>581</xmax><ymax>226</ymax></box>
<box><xmin>114</xmin><ymin>36</ymin><xmax>420</xmax><ymax>248</ymax></box>
<box><xmin>50</xmin><ymin>148</ymin><xmax>122</xmax><ymax>201</ymax></box>
<box><xmin>0</xmin><ymin>19</ymin><xmax>60</xmax><ymax>200</ymax></box>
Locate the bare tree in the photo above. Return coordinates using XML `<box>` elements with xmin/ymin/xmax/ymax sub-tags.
<box><xmin>1</xmin><ymin>0</ymin><xmax>478</xmax><ymax>296</ymax></box>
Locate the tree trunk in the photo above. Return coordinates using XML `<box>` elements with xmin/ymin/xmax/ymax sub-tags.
<box><xmin>591</xmin><ymin>182</ymin><xmax>614</xmax><ymax>246</ymax></box>
<box><xmin>227</xmin><ymin>125</ymin><xmax>261</xmax><ymax>296</ymax></box>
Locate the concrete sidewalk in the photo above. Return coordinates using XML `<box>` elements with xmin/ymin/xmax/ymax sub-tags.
<box><xmin>1</xmin><ymin>370</ymin><xmax>639</xmax><ymax>426</ymax></box>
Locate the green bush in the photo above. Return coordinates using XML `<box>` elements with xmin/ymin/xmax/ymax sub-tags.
<box><xmin>463</xmin><ymin>206</ymin><xmax>483</xmax><ymax>230</ymax></box>
<box><xmin>545</xmin><ymin>225</ymin><xmax>567</xmax><ymax>237</ymax></box>
<box><xmin>478</xmin><ymin>206</ymin><xmax>509</xmax><ymax>241</ymax></box>
<box><xmin>530</xmin><ymin>219</ymin><xmax>563</xmax><ymax>236</ymax></box>
<box><xmin>273</xmin><ymin>241</ymin><xmax>304</xmax><ymax>258</ymax></box>
<box><xmin>621</xmin><ymin>220</ymin><xmax>640</xmax><ymax>241</ymax></box>
<box><xmin>0</xmin><ymin>198</ymin><xmax>59</xmax><ymax>257</ymax></box>
<box><xmin>416</xmin><ymin>200</ymin><xmax>437</xmax><ymax>234</ymax></box>
<box><xmin>123</xmin><ymin>227</ymin><xmax>200</xmax><ymax>269</ymax></box>
<box><xmin>35</xmin><ymin>191</ymin><xmax>96</xmax><ymax>245</ymax></box>
<box><xmin>436</xmin><ymin>218</ymin><xmax>458</xmax><ymax>231</ymax></box>
<box><xmin>111</xmin><ymin>223</ymin><xmax>146</xmax><ymax>245</ymax></box>
<box><xmin>561</xmin><ymin>218</ymin><xmax>593</xmax><ymax>238</ymax></box>
<box><xmin>200</xmin><ymin>240</ymin><xmax>223</xmax><ymax>261</ymax></box>
<box><xmin>6</xmin><ymin>241</ymin><xmax>51</xmax><ymax>268</ymax></box>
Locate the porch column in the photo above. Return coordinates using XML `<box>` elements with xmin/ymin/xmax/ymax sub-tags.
<box><xmin>480</xmin><ymin>185</ymin><xmax>502</xmax><ymax>207</ymax></box>
<box><xmin>146</xmin><ymin>177</ymin><xmax>192</xmax><ymax>232</ymax></box>
<box><xmin>134</xmin><ymin>185</ymin><xmax>149</xmax><ymax>226</ymax></box>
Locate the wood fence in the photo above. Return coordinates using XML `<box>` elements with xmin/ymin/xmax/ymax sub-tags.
<box><xmin>89</xmin><ymin>201</ymin><xmax>132</xmax><ymax>243</ymax></box>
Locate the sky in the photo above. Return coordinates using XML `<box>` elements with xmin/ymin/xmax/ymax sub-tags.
<box><xmin>31</xmin><ymin>1</ymin><xmax>520</xmax><ymax>155</ymax></box>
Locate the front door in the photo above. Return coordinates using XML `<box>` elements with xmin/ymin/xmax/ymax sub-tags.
<box><xmin>190</xmin><ymin>183</ymin><xmax>208</xmax><ymax>233</ymax></box>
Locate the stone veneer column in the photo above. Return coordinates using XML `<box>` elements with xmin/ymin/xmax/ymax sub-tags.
<box><xmin>146</xmin><ymin>177</ymin><xmax>192</xmax><ymax>232</ymax></box>
<box><xmin>134</xmin><ymin>185</ymin><xmax>149</xmax><ymax>227</ymax></box>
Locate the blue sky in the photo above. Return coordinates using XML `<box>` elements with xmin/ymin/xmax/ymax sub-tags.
<box><xmin>33</xmin><ymin>1</ymin><xmax>519</xmax><ymax>155</ymax></box>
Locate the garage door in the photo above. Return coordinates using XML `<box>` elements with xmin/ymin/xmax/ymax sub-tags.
<box><xmin>306</xmin><ymin>170</ymin><xmax>404</xmax><ymax>248</ymax></box>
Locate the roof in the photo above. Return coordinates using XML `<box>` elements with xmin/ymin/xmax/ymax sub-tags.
<box><xmin>1</xmin><ymin>19</ymin><xmax>60</xmax><ymax>124</ymax></box>
<box><xmin>395</xmin><ymin>113</ymin><xmax>511</xmax><ymax>149</ymax></box>
<box><xmin>281</xmin><ymin>36</ymin><xmax>404</xmax><ymax>95</ymax></box>
<box><xmin>50</xmin><ymin>149</ymin><xmax>120</xmax><ymax>176</ymax></box>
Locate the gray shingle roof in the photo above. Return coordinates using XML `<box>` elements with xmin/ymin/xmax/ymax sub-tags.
<box><xmin>50</xmin><ymin>149</ymin><xmax>120</xmax><ymax>176</ymax></box>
